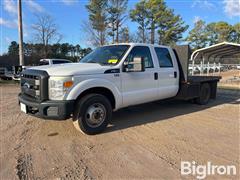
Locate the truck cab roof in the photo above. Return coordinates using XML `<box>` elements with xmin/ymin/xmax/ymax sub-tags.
<box><xmin>103</xmin><ymin>43</ymin><xmax>171</xmax><ymax>49</ymax></box>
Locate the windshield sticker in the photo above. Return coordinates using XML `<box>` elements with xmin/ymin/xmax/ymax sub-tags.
<box><xmin>108</xmin><ymin>59</ymin><xmax>118</xmax><ymax>64</ymax></box>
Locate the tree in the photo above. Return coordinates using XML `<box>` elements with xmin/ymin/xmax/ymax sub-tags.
<box><xmin>130</xmin><ymin>0</ymin><xmax>187</xmax><ymax>45</ymax></box>
<box><xmin>32</xmin><ymin>14</ymin><xmax>62</xmax><ymax>58</ymax></box>
<box><xmin>119</xmin><ymin>27</ymin><xmax>129</xmax><ymax>43</ymax></box>
<box><xmin>107</xmin><ymin>0</ymin><xmax>128</xmax><ymax>43</ymax></box>
<box><xmin>130</xmin><ymin>0</ymin><xmax>149</xmax><ymax>43</ymax></box>
<box><xmin>8</xmin><ymin>41</ymin><xmax>19</xmax><ymax>56</ymax></box>
<box><xmin>146</xmin><ymin>0</ymin><xmax>166</xmax><ymax>44</ymax></box>
<box><xmin>75</xmin><ymin>44</ymin><xmax>81</xmax><ymax>57</ymax></box>
<box><xmin>157</xmin><ymin>9</ymin><xmax>188</xmax><ymax>45</ymax></box>
<box><xmin>86</xmin><ymin>0</ymin><xmax>108</xmax><ymax>46</ymax></box>
<box><xmin>231</xmin><ymin>23</ymin><xmax>240</xmax><ymax>43</ymax></box>
<box><xmin>79</xmin><ymin>47</ymin><xmax>92</xmax><ymax>59</ymax></box>
<box><xmin>207</xmin><ymin>22</ymin><xmax>233</xmax><ymax>44</ymax></box>
<box><xmin>60</xmin><ymin>43</ymin><xmax>70</xmax><ymax>57</ymax></box>
<box><xmin>186</xmin><ymin>20</ymin><xmax>209</xmax><ymax>50</ymax></box>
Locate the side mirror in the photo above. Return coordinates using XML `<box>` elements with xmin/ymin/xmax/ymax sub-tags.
<box><xmin>124</xmin><ymin>57</ymin><xmax>145</xmax><ymax>72</ymax></box>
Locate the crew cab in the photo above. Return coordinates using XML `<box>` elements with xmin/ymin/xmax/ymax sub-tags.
<box><xmin>19</xmin><ymin>43</ymin><xmax>221</xmax><ymax>135</ymax></box>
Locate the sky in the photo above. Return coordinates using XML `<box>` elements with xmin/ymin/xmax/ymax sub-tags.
<box><xmin>0</xmin><ymin>0</ymin><xmax>240</xmax><ymax>55</ymax></box>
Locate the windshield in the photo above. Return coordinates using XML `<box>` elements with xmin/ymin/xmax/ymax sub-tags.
<box><xmin>80</xmin><ymin>45</ymin><xmax>130</xmax><ymax>65</ymax></box>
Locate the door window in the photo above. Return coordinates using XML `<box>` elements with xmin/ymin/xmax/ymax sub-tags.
<box><xmin>125</xmin><ymin>46</ymin><xmax>154</xmax><ymax>68</ymax></box>
<box><xmin>154</xmin><ymin>47</ymin><xmax>173</xmax><ymax>67</ymax></box>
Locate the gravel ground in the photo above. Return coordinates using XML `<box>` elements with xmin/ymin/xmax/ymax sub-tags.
<box><xmin>0</xmin><ymin>84</ymin><xmax>239</xmax><ymax>179</ymax></box>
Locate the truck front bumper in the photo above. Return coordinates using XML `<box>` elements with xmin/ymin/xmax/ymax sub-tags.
<box><xmin>18</xmin><ymin>94</ymin><xmax>74</xmax><ymax>120</ymax></box>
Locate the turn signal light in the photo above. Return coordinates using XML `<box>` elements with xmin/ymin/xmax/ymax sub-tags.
<box><xmin>63</xmin><ymin>81</ymin><xmax>73</xmax><ymax>88</ymax></box>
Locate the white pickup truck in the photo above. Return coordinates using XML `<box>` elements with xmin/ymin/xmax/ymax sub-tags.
<box><xmin>19</xmin><ymin>43</ymin><xmax>220</xmax><ymax>134</ymax></box>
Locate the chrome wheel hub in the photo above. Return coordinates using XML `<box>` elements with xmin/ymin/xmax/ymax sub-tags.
<box><xmin>85</xmin><ymin>103</ymin><xmax>106</xmax><ymax>128</ymax></box>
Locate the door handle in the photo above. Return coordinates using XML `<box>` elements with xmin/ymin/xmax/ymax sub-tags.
<box><xmin>154</xmin><ymin>72</ymin><xmax>158</xmax><ymax>80</ymax></box>
<box><xmin>169</xmin><ymin>72</ymin><xmax>177</xmax><ymax>78</ymax></box>
<box><xmin>174</xmin><ymin>71</ymin><xmax>177</xmax><ymax>78</ymax></box>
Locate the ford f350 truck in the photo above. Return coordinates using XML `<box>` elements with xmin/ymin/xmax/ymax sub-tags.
<box><xmin>19</xmin><ymin>43</ymin><xmax>221</xmax><ymax>135</ymax></box>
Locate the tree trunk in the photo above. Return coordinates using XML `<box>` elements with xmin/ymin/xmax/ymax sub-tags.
<box><xmin>116</xmin><ymin>20</ymin><xmax>119</xmax><ymax>43</ymax></box>
<box><xmin>142</xmin><ymin>25</ymin><xmax>146</xmax><ymax>43</ymax></box>
<box><xmin>113</xmin><ymin>33</ymin><xmax>115</xmax><ymax>44</ymax></box>
<box><xmin>100</xmin><ymin>31</ymin><xmax>104</xmax><ymax>46</ymax></box>
<box><xmin>112</xmin><ymin>26</ymin><xmax>115</xmax><ymax>44</ymax></box>
<box><xmin>159</xmin><ymin>34</ymin><xmax>162</xmax><ymax>45</ymax></box>
<box><xmin>151</xmin><ymin>21</ymin><xmax>155</xmax><ymax>44</ymax></box>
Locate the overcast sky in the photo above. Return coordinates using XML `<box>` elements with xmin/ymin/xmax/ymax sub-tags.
<box><xmin>1</xmin><ymin>0</ymin><xmax>240</xmax><ymax>54</ymax></box>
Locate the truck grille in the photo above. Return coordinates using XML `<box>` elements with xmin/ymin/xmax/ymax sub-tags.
<box><xmin>20</xmin><ymin>69</ymin><xmax>49</xmax><ymax>101</ymax></box>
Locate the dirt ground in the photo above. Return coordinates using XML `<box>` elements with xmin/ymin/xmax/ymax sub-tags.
<box><xmin>0</xmin><ymin>84</ymin><xmax>239</xmax><ymax>179</ymax></box>
<box><xmin>212</xmin><ymin>70</ymin><xmax>240</xmax><ymax>89</ymax></box>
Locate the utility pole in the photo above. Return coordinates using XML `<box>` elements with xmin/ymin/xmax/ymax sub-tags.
<box><xmin>18</xmin><ymin>0</ymin><xmax>24</xmax><ymax>66</ymax></box>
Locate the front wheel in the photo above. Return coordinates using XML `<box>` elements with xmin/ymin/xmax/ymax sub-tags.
<box><xmin>73</xmin><ymin>94</ymin><xmax>112</xmax><ymax>135</ymax></box>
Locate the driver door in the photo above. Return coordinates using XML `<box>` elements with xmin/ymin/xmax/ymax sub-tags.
<box><xmin>121</xmin><ymin>46</ymin><xmax>158</xmax><ymax>106</ymax></box>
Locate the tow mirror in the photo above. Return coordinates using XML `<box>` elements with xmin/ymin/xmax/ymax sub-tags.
<box><xmin>124</xmin><ymin>57</ymin><xmax>145</xmax><ymax>72</ymax></box>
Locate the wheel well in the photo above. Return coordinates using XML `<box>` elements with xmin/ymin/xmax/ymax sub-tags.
<box><xmin>75</xmin><ymin>87</ymin><xmax>116</xmax><ymax>109</ymax></box>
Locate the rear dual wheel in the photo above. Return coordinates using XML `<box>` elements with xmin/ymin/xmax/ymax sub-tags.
<box><xmin>195</xmin><ymin>83</ymin><xmax>211</xmax><ymax>105</ymax></box>
<box><xmin>73</xmin><ymin>94</ymin><xmax>112</xmax><ymax>135</ymax></box>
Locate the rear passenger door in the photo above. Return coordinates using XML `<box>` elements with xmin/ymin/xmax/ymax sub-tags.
<box><xmin>154</xmin><ymin>47</ymin><xmax>179</xmax><ymax>99</ymax></box>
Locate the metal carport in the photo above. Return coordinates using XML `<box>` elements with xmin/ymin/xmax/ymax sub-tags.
<box><xmin>190</xmin><ymin>42</ymin><xmax>240</xmax><ymax>75</ymax></box>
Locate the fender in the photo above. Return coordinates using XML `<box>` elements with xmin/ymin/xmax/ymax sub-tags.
<box><xmin>65</xmin><ymin>78</ymin><xmax>123</xmax><ymax>110</ymax></box>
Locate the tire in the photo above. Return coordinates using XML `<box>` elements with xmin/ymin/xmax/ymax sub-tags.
<box><xmin>72</xmin><ymin>94</ymin><xmax>112</xmax><ymax>135</ymax></box>
<box><xmin>196</xmin><ymin>83</ymin><xmax>211</xmax><ymax>105</ymax></box>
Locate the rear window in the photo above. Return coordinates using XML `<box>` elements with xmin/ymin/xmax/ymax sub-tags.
<box><xmin>39</xmin><ymin>61</ymin><xmax>49</xmax><ymax>66</ymax></box>
<box><xmin>53</xmin><ymin>60</ymin><xmax>71</xmax><ymax>64</ymax></box>
<box><xmin>154</xmin><ymin>47</ymin><xmax>173</xmax><ymax>67</ymax></box>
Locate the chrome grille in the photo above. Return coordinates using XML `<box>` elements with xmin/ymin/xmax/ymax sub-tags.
<box><xmin>20</xmin><ymin>69</ymin><xmax>49</xmax><ymax>101</ymax></box>
<box><xmin>21</xmin><ymin>73</ymin><xmax>41</xmax><ymax>99</ymax></box>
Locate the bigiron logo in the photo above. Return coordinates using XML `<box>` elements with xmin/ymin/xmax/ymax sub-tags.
<box><xmin>181</xmin><ymin>161</ymin><xmax>237</xmax><ymax>179</ymax></box>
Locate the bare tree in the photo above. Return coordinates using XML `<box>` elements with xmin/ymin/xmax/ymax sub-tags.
<box><xmin>81</xmin><ymin>21</ymin><xmax>108</xmax><ymax>47</ymax></box>
<box><xmin>32</xmin><ymin>14</ymin><xmax>62</xmax><ymax>57</ymax></box>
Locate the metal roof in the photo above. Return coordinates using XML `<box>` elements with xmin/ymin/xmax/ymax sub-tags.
<box><xmin>191</xmin><ymin>42</ymin><xmax>240</xmax><ymax>61</ymax></box>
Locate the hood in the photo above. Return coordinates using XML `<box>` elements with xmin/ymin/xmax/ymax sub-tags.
<box><xmin>30</xmin><ymin>63</ymin><xmax>111</xmax><ymax>76</ymax></box>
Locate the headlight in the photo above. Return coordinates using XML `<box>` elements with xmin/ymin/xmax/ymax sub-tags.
<box><xmin>49</xmin><ymin>76</ymin><xmax>74</xmax><ymax>100</ymax></box>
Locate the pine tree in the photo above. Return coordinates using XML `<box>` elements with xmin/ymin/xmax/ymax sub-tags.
<box><xmin>86</xmin><ymin>0</ymin><xmax>108</xmax><ymax>46</ymax></box>
<box><xmin>186</xmin><ymin>19</ymin><xmax>209</xmax><ymax>50</ymax></box>
<box><xmin>107</xmin><ymin>0</ymin><xmax>128</xmax><ymax>43</ymax></box>
<box><xmin>146</xmin><ymin>0</ymin><xmax>166</xmax><ymax>44</ymax></box>
<box><xmin>207</xmin><ymin>22</ymin><xmax>233</xmax><ymax>44</ymax></box>
<box><xmin>157</xmin><ymin>8</ymin><xmax>188</xmax><ymax>45</ymax></box>
<box><xmin>130</xmin><ymin>0</ymin><xmax>149</xmax><ymax>43</ymax></box>
<box><xmin>8</xmin><ymin>41</ymin><xmax>19</xmax><ymax>56</ymax></box>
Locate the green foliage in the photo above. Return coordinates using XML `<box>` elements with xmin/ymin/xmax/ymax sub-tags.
<box><xmin>231</xmin><ymin>23</ymin><xmax>240</xmax><ymax>43</ymax></box>
<box><xmin>146</xmin><ymin>0</ymin><xmax>166</xmax><ymax>44</ymax></box>
<box><xmin>187</xmin><ymin>20</ymin><xmax>239</xmax><ymax>50</ymax></box>
<box><xmin>86</xmin><ymin>0</ymin><xmax>108</xmax><ymax>45</ymax></box>
<box><xmin>8</xmin><ymin>41</ymin><xmax>19</xmax><ymax>56</ymax></box>
<box><xmin>130</xmin><ymin>0</ymin><xmax>188</xmax><ymax>45</ymax></box>
<box><xmin>157</xmin><ymin>9</ymin><xmax>188</xmax><ymax>45</ymax></box>
<box><xmin>130</xmin><ymin>0</ymin><xmax>149</xmax><ymax>43</ymax></box>
<box><xmin>186</xmin><ymin>20</ymin><xmax>209</xmax><ymax>50</ymax></box>
<box><xmin>6</xmin><ymin>41</ymin><xmax>92</xmax><ymax>65</ymax></box>
<box><xmin>107</xmin><ymin>0</ymin><xmax>128</xmax><ymax>43</ymax></box>
<box><xmin>119</xmin><ymin>27</ymin><xmax>129</xmax><ymax>43</ymax></box>
<box><xmin>207</xmin><ymin>21</ymin><xmax>233</xmax><ymax>44</ymax></box>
